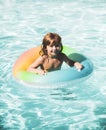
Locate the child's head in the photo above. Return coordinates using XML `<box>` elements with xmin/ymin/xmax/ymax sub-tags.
<box><xmin>40</xmin><ymin>32</ymin><xmax>63</xmax><ymax>55</ymax></box>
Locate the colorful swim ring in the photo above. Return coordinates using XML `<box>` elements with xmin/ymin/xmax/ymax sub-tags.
<box><xmin>13</xmin><ymin>46</ymin><xmax>93</xmax><ymax>85</ymax></box>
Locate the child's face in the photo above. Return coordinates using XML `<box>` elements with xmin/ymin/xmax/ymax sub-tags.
<box><xmin>46</xmin><ymin>43</ymin><xmax>61</xmax><ymax>57</ymax></box>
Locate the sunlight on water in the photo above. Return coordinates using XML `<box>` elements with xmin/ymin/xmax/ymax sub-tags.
<box><xmin>0</xmin><ymin>0</ymin><xmax>106</xmax><ymax>130</ymax></box>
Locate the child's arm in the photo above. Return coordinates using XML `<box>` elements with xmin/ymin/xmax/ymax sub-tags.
<box><xmin>27</xmin><ymin>56</ymin><xmax>46</xmax><ymax>75</ymax></box>
<box><xmin>62</xmin><ymin>53</ymin><xmax>83</xmax><ymax>70</ymax></box>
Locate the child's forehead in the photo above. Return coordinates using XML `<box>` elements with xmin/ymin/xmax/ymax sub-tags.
<box><xmin>49</xmin><ymin>41</ymin><xmax>60</xmax><ymax>45</ymax></box>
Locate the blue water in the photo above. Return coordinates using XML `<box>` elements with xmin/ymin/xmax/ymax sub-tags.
<box><xmin>0</xmin><ymin>0</ymin><xmax>106</xmax><ymax>130</ymax></box>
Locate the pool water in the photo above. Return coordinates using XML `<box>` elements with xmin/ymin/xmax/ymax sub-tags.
<box><xmin>0</xmin><ymin>0</ymin><xmax>106</xmax><ymax>130</ymax></box>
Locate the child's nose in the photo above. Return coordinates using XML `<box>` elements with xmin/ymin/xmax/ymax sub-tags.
<box><xmin>53</xmin><ymin>46</ymin><xmax>56</xmax><ymax>49</ymax></box>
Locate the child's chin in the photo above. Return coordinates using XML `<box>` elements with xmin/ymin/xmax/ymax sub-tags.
<box><xmin>51</xmin><ymin>53</ymin><xmax>57</xmax><ymax>57</ymax></box>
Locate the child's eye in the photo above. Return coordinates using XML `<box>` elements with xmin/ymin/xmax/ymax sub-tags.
<box><xmin>49</xmin><ymin>44</ymin><xmax>60</xmax><ymax>47</ymax></box>
<box><xmin>55</xmin><ymin>44</ymin><xmax>60</xmax><ymax>47</ymax></box>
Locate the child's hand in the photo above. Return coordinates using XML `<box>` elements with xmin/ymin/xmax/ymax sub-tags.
<box><xmin>38</xmin><ymin>70</ymin><xmax>47</xmax><ymax>75</ymax></box>
<box><xmin>38</xmin><ymin>69</ymin><xmax>48</xmax><ymax>75</ymax></box>
<box><xmin>74</xmin><ymin>62</ymin><xmax>83</xmax><ymax>71</ymax></box>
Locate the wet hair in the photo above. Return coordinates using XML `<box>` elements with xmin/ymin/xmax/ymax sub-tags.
<box><xmin>40</xmin><ymin>32</ymin><xmax>63</xmax><ymax>55</ymax></box>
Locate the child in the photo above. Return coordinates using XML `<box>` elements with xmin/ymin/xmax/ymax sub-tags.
<box><xmin>27</xmin><ymin>32</ymin><xmax>83</xmax><ymax>75</ymax></box>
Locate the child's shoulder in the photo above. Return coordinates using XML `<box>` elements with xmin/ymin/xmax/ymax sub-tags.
<box><xmin>59</xmin><ymin>52</ymin><xmax>66</xmax><ymax>57</ymax></box>
<box><xmin>58</xmin><ymin>52</ymin><xmax>66</xmax><ymax>60</ymax></box>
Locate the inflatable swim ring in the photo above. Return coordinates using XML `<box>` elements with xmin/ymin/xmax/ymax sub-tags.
<box><xmin>13</xmin><ymin>46</ymin><xmax>93</xmax><ymax>85</ymax></box>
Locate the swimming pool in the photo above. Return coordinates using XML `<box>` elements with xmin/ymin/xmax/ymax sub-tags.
<box><xmin>0</xmin><ymin>0</ymin><xmax>106</xmax><ymax>130</ymax></box>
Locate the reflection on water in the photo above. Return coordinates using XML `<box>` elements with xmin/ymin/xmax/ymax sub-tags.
<box><xmin>0</xmin><ymin>0</ymin><xmax>106</xmax><ymax>130</ymax></box>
